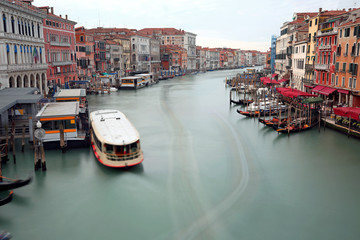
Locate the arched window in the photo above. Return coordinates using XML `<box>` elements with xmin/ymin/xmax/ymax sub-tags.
<box><xmin>18</xmin><ymin>20</ymin><xmax>21</xmax><ymax>34</ymax></box>
<box><xmin>24</xmin><ymin>21</ymin><xmax>28</xmax><ymax>35</ymax></box>
<box><xmin>3</xmin><ymin>14</ymin><xmax>7</xmax><ymax>33</ymax></box>
<box><xmin>40</xmin><ymin>48</ymin><xmax>42</xmax><ymax>63</ymax></box>
<box><xmin>11</xmin><ymin>16</ymin><xmax>15</xmax><ymax>33</ymax></box>
<box><xmin>21</xmin><ymin>20</ymin><xmax>24</xmax><ymax>35</ymax></box>
<box><xmin>37</xmin><ymin>24</ymin><xmax>40</xmax><ymax>38</ymax></box>
<box><xmin>32</xmin><ymin>22</ymin><xmax>34</xmax><ymax>37</ymax></box>
<box><xmin>14</xmin><ymin>45</ymin><xmax>18</xmax><ymax>64</ymax></box>
<box><xmin>27</xmin><ymin>21</ymin><xmax>31</xmax><ymax>36</ymax></box>
<box><xmin>345</xmin><ymin>44</ymin><xmax>348</xmax><ymax>56</ymax></box>
<box><xmin>6</xmin><ymin>44</ymin><xmax>10</xmax><ymax>64</ymax></box>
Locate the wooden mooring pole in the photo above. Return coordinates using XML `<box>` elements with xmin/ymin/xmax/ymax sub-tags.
<box><xmin>59</xmin><ymin>123</ymin><xmax>66</xmax><ymax>153</ymax></box>
<box><xmin>11</xmin><ymin>120</ymin><xmax>16</xmax><ymax>164</ymax></box>
<box><xmin>21</xmin><ymin>125</ymin><xmax>26</xmax><ymax>152</ymax></box>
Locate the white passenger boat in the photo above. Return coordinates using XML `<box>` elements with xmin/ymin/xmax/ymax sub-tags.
<box><xmin>89</xmin><ymin>109</ymin><xmax>143</xmax><ymax>168</ymax></box>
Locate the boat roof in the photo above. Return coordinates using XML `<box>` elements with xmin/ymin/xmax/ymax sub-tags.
<box><xmin>53</xmin><ymin>89</ymin><xmax>86</xmax><ymax>98</ymax></box>
<box><xmin>36</xmin><ymin>102</ymin><xmax>79</xmax><ymax>119</ymax></box>
<box><xmin>90</xmin><ymin>110</ymin><xmax>140</xmax><ymax>145</ymax></box>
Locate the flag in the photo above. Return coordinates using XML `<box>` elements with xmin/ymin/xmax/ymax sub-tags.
<box><xmin>33</xmin><ymin>47</ymin><xmax>39</xmax><ymax>63</ymax></box>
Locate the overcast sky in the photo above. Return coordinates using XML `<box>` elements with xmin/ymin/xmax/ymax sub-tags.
<box><xmin>34</xmin><ymin>0</ymin><xmax>357</xmax><ymax>51</ymax></box>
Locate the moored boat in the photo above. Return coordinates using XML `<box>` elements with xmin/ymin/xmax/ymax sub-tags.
<box><xmin>0</xmin><ymin>176</ymin><xmax>32</xmax><ymax>191</ymax></box>
<box><xmin>0</xmin><ymin>191</ymin><xmax>13</xmax><ymax>207</ymax></box>
<box><xmin>89</xmin><ymin>110</ymin><xmax>144</xmax><ymax>168</ymax></box>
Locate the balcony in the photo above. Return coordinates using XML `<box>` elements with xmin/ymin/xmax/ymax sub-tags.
<box><xmin>52</xmin><ymin>61</ymin><xmax>73</xmax><ymax>66</ymax></box>
<box><xmin>314</xmin><ymin>64</ymin><xmax>329</xmax><ymax>71</ymax></box>
<box><xmin>305</xmin><ymin>64</ymin><xmax>313</xmax><ymax>71</ymax></box>
<box><xmin>318</xmin><ymin>45</ymin><xmax>331</xmax><ymax>50</ymax></box>
<box><xmin>50</xmin><ymin>41</ymin><xmax>71</xmax><ymax>47</ymax></box>
<box><xmin>4</xmin><ymin>63</ymin><xmax>48</xmax><ymax>72</ymax></box>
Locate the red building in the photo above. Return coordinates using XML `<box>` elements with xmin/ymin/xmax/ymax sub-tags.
<box><xmin>75</xmin><ymin>26</ymin><xmax>95</xmax><ymax>81</ymax></box>
<box><xmin>93</xmin><ymin>37</ymin><xmax>107</xmax><ymax>74</ymax></box>
<box><xmin>38</xmin><ymin>6</ymin><xmax>77</xmax><ymax>87</ymax></box>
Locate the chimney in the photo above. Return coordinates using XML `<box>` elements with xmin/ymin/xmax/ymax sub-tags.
<box><xmin>65</xmin><ymin>15</ymin><xmax>68</xmax><ymax>20</ymax></box>
<box><xmin>59</xmin><ymin>14</ymin><xmax>62</xmax><ymax>18</ymax></box>
<box><xmin>50</xmin><ymin>7</ymin><xmax>54</xmax><ymax>14</ymax></box>
<box><xmin>319</xmin><ymin>8</ymin><xmax>322</xmax><ymax>13</ymax></box>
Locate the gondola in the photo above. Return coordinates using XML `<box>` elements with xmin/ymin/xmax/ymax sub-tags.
<box><xmin>0</xmin><ymin>191</ymin><xmax>13</xmax><ymax>206</ymax></box>
<box><xmin>236</xmin><ymin>109</ymin><xmax>259</xmax><ymax>117</ymax></box>
<box><xmin>261</xmin><ymin>117</ymin><xmax>289</xmax><ymax>127</ymax></box>
<box><xmin>230</xmin><ymin>99</ymin><xmax>253</xmax><ymax>105</ymax></box>
<box><xmin>275</xmin><ymin>122</ymin><xmax>317</xmax><ymax>133</ymax></box>
<box><xmin>0</xmin><ymin>176</ymin><xmax>32</xmax><ymax>191</ymax></box>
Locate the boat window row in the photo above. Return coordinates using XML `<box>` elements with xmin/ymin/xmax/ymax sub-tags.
<box><xmin>104</xmin><ymin>140</ymin><xmax>140</xmax><ymax>155</ymax></box>
<box><xmin>122</xmin><ymin>79</ymin><xmax>135</xmax><ymax>84</ymax></box>
<box><xmin>41</xmin><ymin>119</ymin><xmax>76</xmax><ymax>131</ymax></box>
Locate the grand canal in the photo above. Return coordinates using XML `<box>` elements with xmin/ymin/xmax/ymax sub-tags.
<box><xmin>1</xmin><ymin>69</ymin><xmax>360</xmax><ymax>240</ymax></box>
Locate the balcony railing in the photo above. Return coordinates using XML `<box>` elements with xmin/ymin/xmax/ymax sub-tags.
<box><xmin>52</xmin><ymin>61</ymin><xmax>73</xmax><ymax>66</ymax></box>
<box><xmin>305</xmin><ymin>64</ymin><xmax>313</xmax><ymax>71</ymax></box>
<box><xmin>50</xmin><ymin>41</ymin><xmax>71</xmax><ymax>47</ymax></box>
<box><xmin>3</xmin><ymin>63</ymin><xmax>48</xmax><ymax>72</ymax></box>
<box><xmin>314</xmin><ymin>64</ymin><xmax>329</xmax><ymax>70</ymax></box>
<box><xmin>318</xmin><ymin>45</ymin><xmax>331</xmax><ymax>50</ymax></box>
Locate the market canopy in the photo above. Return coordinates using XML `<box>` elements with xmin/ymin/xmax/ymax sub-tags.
<box><xmin>312</xmin><ymin>86</ymin><xmax>336</xmax><ymax>95</ymax></box>
<box><xmin>278</xmin><ymin>79</ymin><xmax>289</xmax><ymax>83</ymax></box>
<box><xmin>261</xmin><ymin>77</ymin><xmax>280</xmax><ymax>85</ymax></box>
<box><xmin>272</xmin><ymin>73</ymin><xmax>278</xmax><ymax>77</ymax></box>
<box><xmin>333</xmin><ymin>107</ymin><xmax>360</xmax><ymax>120</ymax></box>
<box><xmin>301</xmin><ymin>97</ymin><xmax>324</xmax><ymax>104</ymax></box>
<box><xmin>276</xmin><ymin>87</ymin><xmax>316</xmax><ymax>98</ymax></box>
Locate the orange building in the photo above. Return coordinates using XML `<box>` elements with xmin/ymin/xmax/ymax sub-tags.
<box><xmin>335</xmin><ymin>11</ymin><xmax>360</xmax><ymax>107</ymax></box>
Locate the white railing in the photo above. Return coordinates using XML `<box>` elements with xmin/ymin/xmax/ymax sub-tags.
<box><xmin>50</xmin><ymin>41</ymin><xmax>71</xmax><ymax>47</ymax></box>
<box><xmin>318</xmin><ymin>45</ymin><xmax>332</xmax><ymax>50</ymax></box>
<box><xmin>314</xmin><ymin>64</ymin><xmax>329</xmax><ymax>70</ymax></box>
<box><xmin>6</xmin><ymin>63</ymin><xmax>48</xmax><ymax>71</ymax></box>
<box><xmin>52</xmin><ymin>61</ymin><xmax>73</xmax><ymax>66</ymax></box>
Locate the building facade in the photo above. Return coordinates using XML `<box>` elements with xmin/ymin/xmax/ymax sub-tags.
<box><xmin>39</xmin><ymin>6</ymin><xmax>77</xmax><ymax>88</ymax></box>
<box><xmin>0</xmin><ymin>0</ymin><xmax>47</xmax><ymax>94</ymax></box>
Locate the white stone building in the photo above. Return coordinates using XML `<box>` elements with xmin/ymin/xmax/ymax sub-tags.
<box><xmin>275</xmin><ymin>22</ymin><xmax>289</xmax><ymax>75</ymax></box>
<box><xmin>0</xmin><ymin>0</ymin><xmax>47</xmax><ymax>94</ymax></box>
<box><xmin>205</xmin><ymin>49</ymin><xmax>219</xmax><ymax>70</ymax></box>
<box><xmin>292</xmin><ymin>41</ymin><xmax>307</xmax><ymax>90</ymax></box>
<box><xmin>130</xmin><ymin>34</ymin><xmax>151</xmax><ymax>73</ymax></box>
<box><xmin>184</xmin><ymin>31</ymin><xmax>197</xmax><ymax>71</ymax></box>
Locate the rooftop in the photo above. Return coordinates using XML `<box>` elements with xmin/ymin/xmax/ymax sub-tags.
<box><xmin>36</xmin><ymin>102</ymin><xmax>79</xmax><ymax>118</ymax></box>
<box><xmin>0</xmin><ymin>88</ymin><xmax>41</xmax><ymax>114</ymax></box>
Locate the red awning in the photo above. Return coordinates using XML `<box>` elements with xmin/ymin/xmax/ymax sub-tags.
<box><xmin>304</xmin><ymin>85</ymin><xmax>314</xmax><ymax>89</ymax></box>
<box><xmin>333</xmin><ymin>107</ymin><xmax>360</xmax><ymax>120</ymax></box>
<box><xmin>278</xmin><ymin>79</ymin><xmax>289</xmax><ymax>83</ymax></box>
<box><xmin>276</xmin><ymin>87</ymin><xmax>316</xmax><ymax>98</ymax></box>
<box><xmin>311</xmin><ymin>85</ymin><xmax>326</xmax><ymax>93</ymax></box>
<box><xmin>318</xmin><ymin>87</ymin><xmax>336</xmax><ymax>96</ymax></box>
<box><xmin>337</xmin><ymin>89</ymin><xmax>350</xmax><ymax>94</ymax></box>
<box><xmin>262</xmin><ymin>78</ymin><xmax>280</xmax><ymax>85</ymax></box>
<box><xmin>272</xmin><ymin>73</ymin><xmax>278</xmax><ymax>77</ymax></box>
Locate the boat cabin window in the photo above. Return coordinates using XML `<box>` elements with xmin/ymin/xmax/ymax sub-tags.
<box><xmin>93</xmin><ymin>133</ymin><xmax>102</xmax><ymax>151</ymax></box>
<box><xmin>122</xmin><ymin>79</ymin><xmax>134</xmax><ymax>84</ymax></box>
<box><xmin>40</xmin><ymin>119</ymin><xmax>76</xmax><ymax>131</ymax></box>
<box><xmin>115</xmin><ymin>145</ymin><xmax>128</xmax><ymax>154</ymax></box>
<box><xmin>104</xmin><ymin>143</ymin><xmax>114</xmax><ymax>153</ymax></box>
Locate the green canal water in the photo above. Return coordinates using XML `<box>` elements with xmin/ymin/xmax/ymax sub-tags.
<box><xmin>1</xmin><ymin>69</ymin><xmax>360</xmax><ymax>240</ymax></box>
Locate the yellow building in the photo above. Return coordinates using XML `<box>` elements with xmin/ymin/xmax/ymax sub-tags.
<box><xmin>305</xmin><ymin>8</ymin><xmax>347</xmax><ymax>82</ymax></box>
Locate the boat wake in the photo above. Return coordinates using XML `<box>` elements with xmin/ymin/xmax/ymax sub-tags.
<box><xmin>177</xmin><ymin>113</ymin><xmax>251</xmax><ymax>240</ymax></box>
